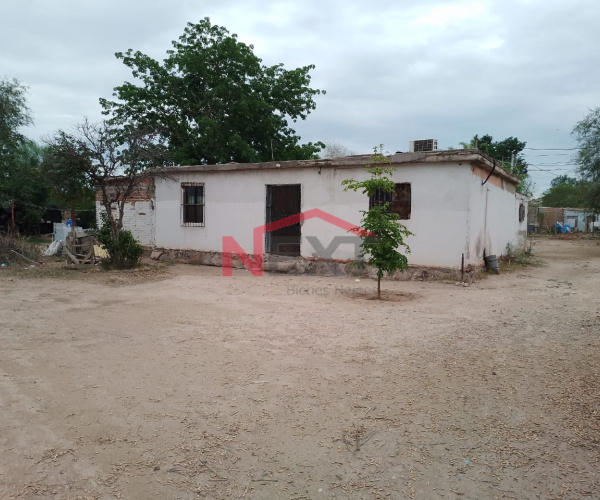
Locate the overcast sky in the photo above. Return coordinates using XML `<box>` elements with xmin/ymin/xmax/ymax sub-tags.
<box><xmin>1</xmin><ymin>0</ymin><xmax>598</xmax><ymax>195</ymax></box>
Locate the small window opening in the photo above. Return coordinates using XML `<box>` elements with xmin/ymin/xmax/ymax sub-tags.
<box><xmin>369</xmin><ymin>183</ymin><xmax>411</xmax><ymax>220</ymax></box>
<box><xmin>181</xmin><ymin>183</ymin><xmax>204</xmax><ymax>226</ymax></box>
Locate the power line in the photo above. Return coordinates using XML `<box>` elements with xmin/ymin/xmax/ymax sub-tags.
<box><xmin>525</xmin><ymin>153</ymin><xmax>573</xmax><ymax>157</ymax></box>
<box><xmin>529</xmin><ymin>169</ymin><xmax>576</xmax><ymax>173</ymax></box>
<box><xmin>524</xmin><ymin>147</ymin><xmax>581</xmax><ymax>151</ymax></box>
<box><xmin>529</xmin><ymin>166</ymin><xmax>568</xmax><ymax>170</ymax></box>
<box><xmin>528</xmin><ymin>161</ymin><xmax>578</xmax><ymax>164</ymax></box>
<box><xmin>527</xmin><ymin>166</ymin><xmax>578</xmax><ymax>176</ymax></box>
<box><xmin>530</xmin><ymin>173</ymin><xmax>562</xmax><ymax>178</ymax></box>
<box><xmin>528</xmin><ymin>163</ymin><xmax>578</xmax><ymax>167</ymax></box>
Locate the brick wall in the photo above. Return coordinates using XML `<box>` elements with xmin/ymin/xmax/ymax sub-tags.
<box><xmin>95</xmin><ymin>178</ymin><xmax>152</xmax><ymax>202</ymax></box>
<box><xmin>529</xmin><ymin>207</ymin><xmax>563</xmax><ymax>232</ymax></box>
<box><xmin>95</xmin><ymin>200</ymin><xmax>155</xmax><ymax>247</ymax></box>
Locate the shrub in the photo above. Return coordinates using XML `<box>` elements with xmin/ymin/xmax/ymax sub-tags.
<box><xmin>96</xmin><ymin>213</ymin><xmax>143</xmax><ymax>269</ymax></box>
<box><xmin>504</xmin><ymin>242</ymin><xmax>543</xmax><ymax>267</ymax></box>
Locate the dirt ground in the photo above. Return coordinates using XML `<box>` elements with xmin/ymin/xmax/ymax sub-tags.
<box><xmin>1</xmin><ymin>238</ymin><xmax>599</xmax><ymax>500</ymax></box>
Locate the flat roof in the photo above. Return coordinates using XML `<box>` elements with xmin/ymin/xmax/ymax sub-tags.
<box><xmin>168</xmin><ymin>149</ymin><xmax>521</xmax><ymax>185</ymax></box>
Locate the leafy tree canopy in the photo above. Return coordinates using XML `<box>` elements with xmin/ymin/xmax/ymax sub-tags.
<box><xmin>0</xmin><ymin>79</ymin><xmax>50</xmax><ymax>231</ymax></box>
<box><xmin>100</xmin><ymin>18</ymin><xmax>325</xmax><ymax>166</ymax></box>
<box><xmin>1</xmin><ymin>78</ymin><xmax>32</xmax><ymax>189</ymax></box>
<box><xmin>2</xmin><ymin>140</ymin><xmax>48</xmax><ymax>228</ymax></box>
<box><xmin>42</xmin><ymin>130</ymin><xmax>96</xmax><ymax>226</ymax></box>
<box><xmin>459</xmin><ymin>134</ymin><xmax>532</xmax><ymax>196</ymax></box>
<box><xmin>0</xmin><ymin>78</ymin><xmax>32</xmax><ymax>156</ymax></box>
<box><xmin>540</xmin><ymin>176</ymin><xmax>589</xmax><ymax>208</ymax></box>
<box><xmin>550</xmin><ymin>175</ymin><xmax>578</xmax><ymax>188</ymax></box>
<box><xmin>573</xmin><ymin>107</ymin><xmax>600</xmax><ymax>211</ymax></box>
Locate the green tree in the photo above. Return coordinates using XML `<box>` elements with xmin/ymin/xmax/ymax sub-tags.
<box><xmin>4</xmin><ymin>141</ymin><xmax>48</xmax><ymax>231</ymax></box>
<box><xmin>550</xmin><ymin>175</ymin><xmax>578</xmax><ymax>188</ymax></box>
<box><xmin>342</xmin><ymin>145</ymin><xmax>412</xmax><ymax>299</ymax></box>
<box><xmin>100</xmin><ymin>18</ymin><xmax>325</xmax><ymax>166</ymax></box>
<box><xmin>0</xmin><ymin>79</ymin><xmax>49</xmax><ymax>232</ymax></box>
<box><xmin>540</xmin><ymin>176</ymin><xmax>588</xmax><ymax>207</ymax></box>
<box><xmin>45</xmin><ymin>120</ymin><xmax>171</xmax><ymax>267</ymax></box>
<box><xmin>573</xmin><ymin>107</ymin><xmax>600</xmax><ymax>211</ymax></box>
<box><xmin>43</xmin><ymin>130</ymin><xmax>96</xmax><ymax>230</ymax></box>
<box><xmin>459</xmin><ymin>134</ymin><xmax>532</xmax><ymax>196</ymax></box>
<box><xmin>0</xmin><ymin>78</ymin><xmax>31</xmax><ymax>156</ymax></box>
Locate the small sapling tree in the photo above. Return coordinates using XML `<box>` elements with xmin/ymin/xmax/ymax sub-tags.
<box><xmin>342</xmin><ymin>145</ymin><xmax>412</xmax><ymax>298</ymax></box>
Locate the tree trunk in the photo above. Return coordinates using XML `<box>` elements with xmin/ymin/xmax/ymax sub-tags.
<box><xmin>117</xmin><ymin>200</ymin><xmax>125</xmax><ymax>236</ymax></box>
<box><xmin>101</xmin><ymin>189</ymin><xmax>115</xmax><ymax>236</ymax></box>
<box><xmin>10</xmin><ymin>199</ymin><xmax>15</xmax><ymax>235</ymax></box>
<box><xmin>377</xmin><ymin>274</ymin><xmax>381</xmax><ymax>299</ymax></box>
<box><xmin>70</xmin><ymin>203</ymin><xmax>76</xmax><ymax>255</ymax></box>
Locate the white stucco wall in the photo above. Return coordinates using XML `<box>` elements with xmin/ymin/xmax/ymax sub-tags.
<box><xmin>95</xmin><ymin>200</ymin><xmax>156</xmax><ymax>247</ymax></box>
<box><xmin>153</xmin><ymin>162</ymin><xmax>477</xmax><ymax>268</ymax></box>
<box><xmin>466</xmin><ymin>172</ymin><xmax>528</xmax><ymax>262</ymax></box>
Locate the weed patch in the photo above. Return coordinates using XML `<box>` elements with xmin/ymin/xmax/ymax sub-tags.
<box><xmin>0</xmin><ymin>234</ymin><xmax>42</xmax><ymax>265</ymax></box>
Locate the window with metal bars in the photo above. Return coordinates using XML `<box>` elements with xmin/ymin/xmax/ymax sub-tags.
<box><xmin>369</xmin><ymin>183</ymin><xmax>411</xmax><ymax>220</ymax></box>
<box><xmin>181</xmin><ymin>183</ymin><xmax>204</xmax><ymax>226</ymax></box>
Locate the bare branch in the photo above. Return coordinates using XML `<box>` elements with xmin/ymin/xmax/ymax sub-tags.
<box><xmin>45</xmin><ymin>119</ymin><xmax>173</xmax><ymax>239</ymax></box>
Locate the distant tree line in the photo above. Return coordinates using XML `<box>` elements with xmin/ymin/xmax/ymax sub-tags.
<box><xmin>533</xmin><ymin>109</ymin><xmax>600</xmax><ymax>210</ymax></box>
<box><xmin>570</xmin><ymin>108</ymin><xmax>600</xmax><ymax>211</ymax></box>
<box><xmin>0</xmin><ymin>78</ymin><xmax>95</xmax><ymax>233</ymax></box>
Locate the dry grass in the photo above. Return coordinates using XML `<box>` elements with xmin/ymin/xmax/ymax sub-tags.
<box><xmin>0</xmin><ymin>233</ymin><xmax>42</xmax><ymax>265</ymax></box>
<box><xmin>0</xmin><ymin>257</ymin><xmax>170</xmax><ymax>286</ymax></box>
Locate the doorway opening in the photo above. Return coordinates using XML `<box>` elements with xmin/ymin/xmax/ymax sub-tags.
<box><xmin>265</xmin><ymin>184</ymin><xmax>301</xmax><ymax>256</ymax></box>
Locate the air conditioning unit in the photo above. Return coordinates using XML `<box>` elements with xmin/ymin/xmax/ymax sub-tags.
<box><xmin>409</xmin><ymin>139</ymin><xmax>438</xmax><ymax>153</ymax></box>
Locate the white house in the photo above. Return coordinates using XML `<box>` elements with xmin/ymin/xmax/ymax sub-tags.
<box><xmin>96</xmin><ymin>149</ymin><xmax>528</xmax><ymax>273</ymax></box>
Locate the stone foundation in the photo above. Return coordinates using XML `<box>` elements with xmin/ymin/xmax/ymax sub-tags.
<box><xmin>148</xmin><ymin>247</ymin><xmax>481</xmax><ymax>282</ymax></box>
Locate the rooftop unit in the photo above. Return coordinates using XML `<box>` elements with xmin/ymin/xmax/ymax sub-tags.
<box><xmin>409</xmin><ymin>139</ymin><xmax>438</xmax><ymax>153</ymax></box>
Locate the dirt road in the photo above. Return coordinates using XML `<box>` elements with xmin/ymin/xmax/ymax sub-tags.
<box><xmin>1</xmin><ymin>238</ymin><xmax>599</xmax><ymax>499</ymax></box>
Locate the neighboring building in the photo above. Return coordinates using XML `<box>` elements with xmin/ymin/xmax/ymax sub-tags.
<box><xmin>96</xmin><ymin>149</ymin><xmax>528</xmax><ymax>270</ymax></box>
<box><xmin>563</xmin><ymin>209</ymin><xmax>591</xmax><ymax>232</ymax></box>
<box><xmin>528</xmin><ymin>206</ymin><xmax>596</xmax><ymax>233</ymax></box>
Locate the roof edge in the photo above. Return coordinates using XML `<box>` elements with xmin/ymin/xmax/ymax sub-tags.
<box><xmin>163</xmin><ymin>149</ymin><xmax>521</xmax><ymax>185</ymax></box>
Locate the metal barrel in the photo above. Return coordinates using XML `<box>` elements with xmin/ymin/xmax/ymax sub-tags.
<box><xmin>484</xmin><ymin>254</ymin><xmax>499</xmax><ymax>272</ymax></box>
